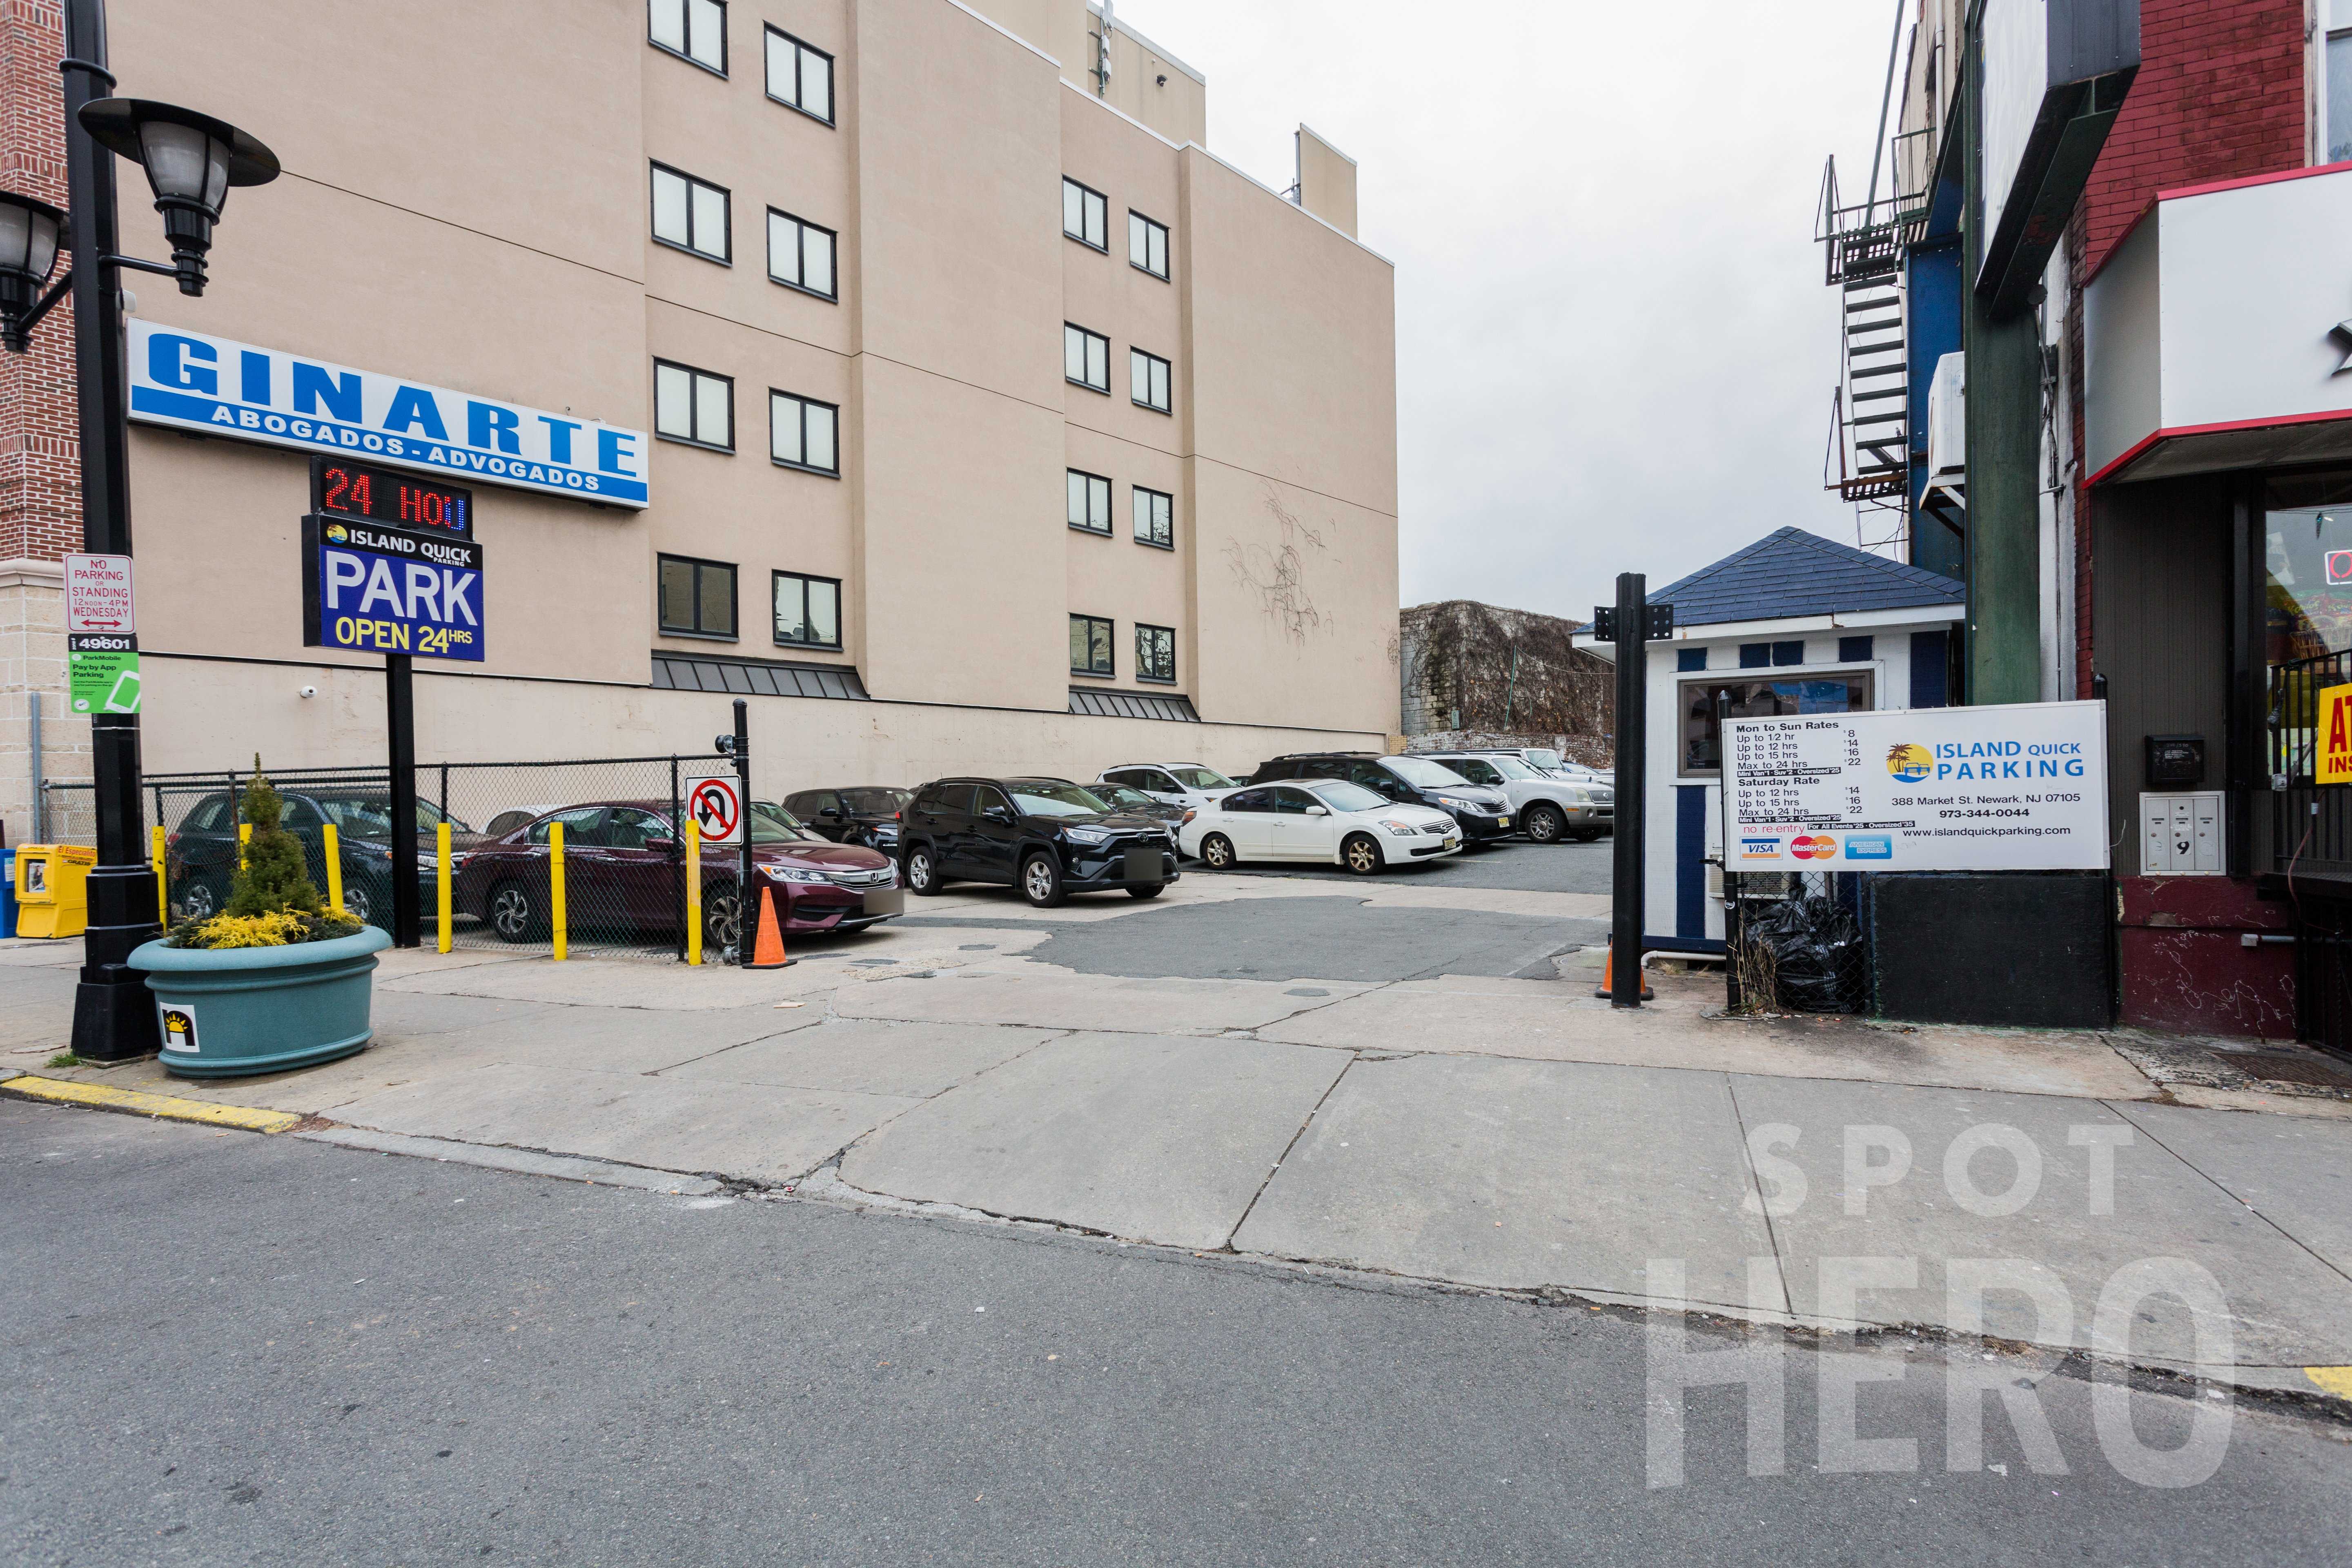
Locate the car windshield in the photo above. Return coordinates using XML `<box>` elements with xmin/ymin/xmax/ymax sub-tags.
<box><xmin>1441</xmin><ymin>758</ymin><xmax>1505</xmax><ymax>785</ymax></box>
<box><xmin>312</xmin><ymin>796</ymin><xmax>472</xmax><ymax>838</ymax></box>
<box><xmin>1311</xmin><ymin>781</ymin><xmax>1388</xmax><ymax>813</ymax></box>
<box><xmin>1010</xmin><ymin>782</ymin><xmax>1109</xmax><ymax>817</ymax></box>
<box><xmin>1383</xmin><ymin>757</ymin><xmax>1471</xmax><ymax>788</ymax></box>
<box><xmin>1526</xmin><ymin>749</ymin><xmax>1565</xmax><ymax>772</ymax></box>
<box><xmin>749</xmin><ymin>802</ymin><xmax>819</xmax><ymax>844</ymax></box>
<box><xmin>1165</xmin><ymin>766</ymin><xmax>1235</xmax><ymax>789</ymax></box>
<box><xmin>1483</xmin><ymin>755</ymin><xmax>1541</xmax><ymax>779</ymax></box>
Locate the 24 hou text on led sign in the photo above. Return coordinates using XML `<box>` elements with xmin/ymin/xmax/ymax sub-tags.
<box><xmin>127</xmin><ymin>321</ymin><xmax>647</xmax><ymax>509</ymax></box>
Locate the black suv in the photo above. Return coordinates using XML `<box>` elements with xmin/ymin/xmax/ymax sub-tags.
<box><xmin>900</xmin><ymin>777</ymin><xmax>1179</xmax><ymax>907</ymax></box>
<box><xmin>782</xmin><ymin>786</ymin><xmax>911</xmax><ymax>853</ymax></box>
<box><xmin>1248</xmin><ymin>753</ymin><xmax>1515</xmax><ymax>844</ymax></box>
<box><xmin>165</xmin><ymin>788</ymin><xmax>480</xmax><ymax>929</ymax></box>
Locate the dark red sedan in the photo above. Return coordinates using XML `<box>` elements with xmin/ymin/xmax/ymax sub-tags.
<box><xmin>449</xmin><ymin>800</ymin><xmax>902</xmax><ymax>951</ymax></box>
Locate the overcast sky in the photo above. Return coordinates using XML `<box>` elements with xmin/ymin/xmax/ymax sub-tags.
<box><xmin>1111</xmin><ymin>0</ymin><xmax>1905</xmax><ymax>623</ymax></box>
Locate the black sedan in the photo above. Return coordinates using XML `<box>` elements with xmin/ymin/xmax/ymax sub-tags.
<box><xmin>782</xmin><ymin>786</ymin><xmax>911</xmax><ymax>854</ymax></box>
<box><xmin>898</xmin><ymin>777</ymin><xmax>1179</xmax><ymax>907</ymax></box>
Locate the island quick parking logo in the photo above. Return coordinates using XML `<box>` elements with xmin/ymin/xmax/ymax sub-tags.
<box><xmin>1740</xmin><ymin>837</ymin><xmax>1782</xmax><ymax>860</ymax></box>
<box><xmin>1929</xmin><ymin>737</ymin><xmax>2086</xmax><ymax>781</ymax></box>
<box><xmin>1844</xmin><ymin>834</ymin><xmax>1893</xmax><ymax>860</ymax></box>
<box><xmin>126</xmin><ymin>322</ymin><xmax>649</xmax><ymax>509</ymax></box>
<box><xmin>1886</xmin><ymin>743</ymin><xmax>1933</xmax><ymax>783</ymax></box>
<box><xmin>323</xmin><ymin>522</ymin><xmax>349</xmax><ymax>544</ymax></box>
<box><xmin>1790</xmin><ymin>835</ymin><xmax>1838</xmax><ymax>860</ymax></box>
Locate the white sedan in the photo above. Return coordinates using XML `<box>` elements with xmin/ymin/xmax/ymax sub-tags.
<box><xmin>1179</xmin><ymin>777</ymin><xmax>1461</xmax><ymax>874</ymax></box>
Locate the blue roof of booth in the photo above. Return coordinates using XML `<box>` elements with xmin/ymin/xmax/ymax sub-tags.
<box><xmin>1649</xmin><ymin>527</ymin><xmax>1963</xmax><ymax>628</ymax></box>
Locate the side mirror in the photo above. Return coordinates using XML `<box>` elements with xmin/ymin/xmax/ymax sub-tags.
<box><xmin>1304</xmin><ymin>805</ymin><xmax>1330</xmax><ymax>817</ymax></box>
<box><xmin>983</xmin><ymin>805</ymin><xmax>1013</xmax><ymax>824</ymax></box>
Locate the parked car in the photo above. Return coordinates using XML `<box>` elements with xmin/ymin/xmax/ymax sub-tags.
<box><xmin>1182</xmin><ymin>778</ymin><xmax>1459</xmax><ymax>873</ymax></box>
<box><xmin>1247</xmin><ymin>752</ymin><xmax>1514</xmax><ymax>844</ymax></box>
<box><xmin>1419</xmin><ymin>751</ymin><xmax>1610</xmax><ymax>843</ymax></box>
<box><xmin>1094</xmin><ymin>762</ymin><xmax>1242</xmax><ymax>814</ymax></box>
<box><xmin>1088</xmin><ymin>782</ymin><xmax>1191</xmax><ymax>833</ymax></box>
<box><xmin>900</xmin><ymin>777</ymin><xmax>1179</xmax><ymax>907</ymax></box>
<box><xmin>782</xmin><ymin>786</ymin><xmax>911</xmax><ymax>853</ymax></box>
<box><xmin>166</xmin><ymin>787</ymin><xmax>483</xmax><ymax>929</ymax></box>
<box><xmin>450</xmin><ymin>800</ymin><xmax>900</xmax><ymax>950</ymax></box>
<box><xmin>483</xmin><ymin>803</ymin><xmax>564</xmax><ymax>838</ymax></box>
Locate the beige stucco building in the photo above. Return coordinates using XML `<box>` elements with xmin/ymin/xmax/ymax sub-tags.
<box><xmin>0</xmin><ymin>0</ymin><xmax>1399</xmax><ymax>840</ymax></box>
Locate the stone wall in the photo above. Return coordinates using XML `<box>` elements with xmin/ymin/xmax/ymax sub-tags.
<box><xmin>1397</xmin><ymin>599</ymin><xmax>1613</xmax><ymax>747</ymax></box>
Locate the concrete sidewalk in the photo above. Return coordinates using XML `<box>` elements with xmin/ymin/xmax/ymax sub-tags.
<box><xmin>6</xmin><ymin>873</ymin><xmax>2350</xmax><ymax>1399</ymax></box>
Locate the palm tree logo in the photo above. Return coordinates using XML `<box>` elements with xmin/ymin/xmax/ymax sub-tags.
<box><xmin>1886</xmin><ymin>743</ymin><xmax>1933</xmax><ymax>783</ymax></box>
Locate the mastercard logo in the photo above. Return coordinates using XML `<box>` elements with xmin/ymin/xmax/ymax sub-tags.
<box><xmin>1789</xmin><ymin>835</ymin><xmax>1839</xmax><ymax>860</ymax></box>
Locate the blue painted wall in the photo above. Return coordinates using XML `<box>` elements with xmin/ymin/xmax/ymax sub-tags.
<box><xmin>1906</xmin><ymin>237</ymin><xmax>1964</xmax><ymax>583</ymax></box>
<box><xmin>1675</xmin><ymin>786</ymin><xmax>1707</xmax><ymax>940</ymax></box>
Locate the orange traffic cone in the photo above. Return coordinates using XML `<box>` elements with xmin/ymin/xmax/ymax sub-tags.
<box><xmin>1593</xmin><ymin>938</ymin><xmax>1653</xmax><ymax>1000</ymax></box>
<box><xmin>744</xmin><ymin>885</ymin><xmax>795</xmax><ymax>969</ymax></box>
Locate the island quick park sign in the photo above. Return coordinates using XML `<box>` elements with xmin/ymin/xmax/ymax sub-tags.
<box><xmin>127</xmin><ymin>321</ymin><xmax>648</xmax><ymax>508</ymax></box>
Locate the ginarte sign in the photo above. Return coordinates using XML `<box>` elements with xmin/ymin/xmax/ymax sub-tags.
<box><xmin>128</xmin><ymin>321</ymin><xmax>648</xmax><ymax>508</ymax></box>
<box><xmin>1725</xmin><ymin>699</ymin><xmax>2109</xmax><ymax>873</ymax></box>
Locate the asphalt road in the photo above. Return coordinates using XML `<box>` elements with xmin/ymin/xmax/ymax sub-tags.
<box><xmin>6</xmin><ymin>1101</ymin><xmax>2348</xmax><ymax>1567</ymax></box>
<box><xmin>1207</xmin><ymin>834</ymin><xmax>1614</xmax><ymax>893</ymax></box>
<box><xmin>1027</xmin><ymin>896</ymin><xmax>1601</xmax><ymax>982</ymax></box>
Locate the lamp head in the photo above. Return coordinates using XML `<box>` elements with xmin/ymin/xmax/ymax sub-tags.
<box><xmin>77</xmin><ymin>98</ymin><xmax>278</xmax><ymax>296</ymax></box>
<box><xmin>0</xmin><ymin>191</ymin><xmax>65</xmax><ymax>352</ymax></box>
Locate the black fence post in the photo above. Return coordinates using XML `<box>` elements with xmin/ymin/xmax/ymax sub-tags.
<box><xmin>386</xmin><ymin>654</ymin><xmax>420</xmax><ymax>948</ymax></box>
<box><xmin>1610</xmin><ymin>572</ymin><xmax>1647</xmax><ymax>1007</ymax></box>
<box><xmin>670</xmin><ymin>756</ymin><xmax>684</xmax><ymax>963</ymax></box>
<box><xmin>733</xmin><ymin>699</ymin><xmax>752</xmax><ymax>967</ymax></box>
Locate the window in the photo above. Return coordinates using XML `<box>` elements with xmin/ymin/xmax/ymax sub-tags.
<box><xmin>654</xmin><ymin>360</ymin><xmax>732</xmax><ymax>450</ymax></box>
<box><xmin>1070</xmin><ymin>613</ymin><xmax>1114</xmax><ymax>676</ymax></box>
<box><xmin>765</xmin><ymin>25</ymin><xmax>833</xmax><ymax>122</ymax></box>
<box><xmin>1838</xmin><ymin>636</ymin><xmax>1875</xmax><ymax>664</ymax></box>
<box><xmin>529</xmin><ymin>806</ymin><xmax>608</xmax><ymax>846</ymax></box>
<box><xmin>1062</xmin><ymin>178</ymin><xmax>1108</xmax><ymax>250</ymax></box>
<box><xmin>1677</xmin><ymin>648</ymin><xmax>1706</xmax><ymax>672</ymax></box>
<box><xmin>650</xmin><ymin>164</ymin><xmax>730</xmax><ymax>263</ymax></box>
<box><xmin>604</xmin><ymin>808</ymin><xmax>670</xmax><ymax>849</ymax></box>
<box><xmin>1065</xmin><ymin>324</ymin><xmax>1110</xmax><ymax>392</ymax></box>
<box><xmin>773</xmin><ymin>571</ymin><xmax>842</xmax><ymax>649</ymax></box>
<box><xmin>1136</xmin><ymin>623</ymin><xmax>1176</xmax><ymax>684</ymax></box>
<box><xmin>1067</xmin><ymin>469</ymin><xmax>1112</xmax><ymax>534</ymax></box>
<box><xmin>659</xmin><ymin>554</ymin><xmax>737</xmax><ymax>639</ymax></box>
<box><xmin>1129</xmin><ymin>210</ymin><xmax>1169</xmax><ymax>278</ymax></box>
<box><xmin>1221</xmin><ymin>788</ymin><xmax>1272</xmax><ymax>813</ymax></box>
<box><xmin>650</xmin><ymin>0</ymin><xmax>726</xmax><ymax>73</ymax></box>
<box><xmin>766</xmin><ymin>209</ymin><xmax>836</xmax><ymax>298</ymax></box>
<box><xmin>2331</xmin><ymin>12</ymin><xmax>2352</xmax><ymax>163</ymax></box>
<box><xmin>1678</xmin><ymin>674</ymin><xmax>1871</xmax><ymax>776</ymax></box>
<box><xmin>1130</xmin><ymin>348</ymin><xmax>1171</xmax><ymax>413</ymax></box>
<box><xmin>1133</xmin><ymin>486</ymin><xmax>1173</xmax><ymax>549</ymax></box>
<box><xmin>770</xmin><ymin>390</ymin><xmax>839</xmax><ymax>474</ymax></box>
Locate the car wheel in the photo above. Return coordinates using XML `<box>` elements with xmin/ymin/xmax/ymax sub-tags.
<box><xmin>1341</xmin><ymin>832</ymin><xmax>1385</xmax><ymax>875</ymax></box>
<box><xmin>488</xmin><ymin>881</ymin><xmax>540</xmax><ymax>943</ymax></box>
<box><xmin>1127</xmin><ymin>883</ymin><xmax>1165</xmax><ymax>900</ymax></box>
<box><xmin>1523</xmin><ymin>804</ymin><xmax>1566</xmax><ymax>844</ymax></box>
<box><xmin>1020</xmin><ymin>852</ymin><xmax>1068</xmax><ymax>909</ymax></box>
<box><xmin>905</xmin><ymin>844</ymin><xmax>944</xmax><ymax>896</ymax></box>
<box><xmin>340</xmin><ymin>877</ymin><xmax>383</xmax><ymax>928</ymax></box>
<box><xmin>703</xmin><ymin>882</ymin><xmax>744</xmax><ymax>953</ymax></box>
<box><xmin>1199</xmin><ymin>833</ymin><xmax>1238</xmax><ymax>870</ymax></box>
<box><xmin>174</xmin><ymin>874</ymin><xmax>227</xmax><ymax>924</ymax></box>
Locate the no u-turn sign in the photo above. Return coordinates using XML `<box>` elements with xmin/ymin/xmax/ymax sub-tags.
<box><xmin>684</xmin><ymin>773</ymin><xmax>742</xmax><ymax>844</ymax></box>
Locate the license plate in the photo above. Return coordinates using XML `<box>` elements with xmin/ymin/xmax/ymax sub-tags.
<box><xmin>1444</xmin><ymin>835</ymin><xmax>1459</xmax><ymax>850</ymax></box>
<box><xmin>1123</xmin><ymin>845</ymin><xmax>1160</xmax><ymax>882</ymax></box>
<box><xmin>1498</xmin><ymin>816</ymin><xmax>1511</xmax><ymax>828</ymax></box>
<box><xmin>862</xmin><ymin>888</ymin><xmax>906</xmax><ymax>916</ymax></box>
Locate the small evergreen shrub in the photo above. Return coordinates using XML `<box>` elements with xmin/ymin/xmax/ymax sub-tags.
<box><xmin>166</xmin><ymin>760</ymin><xmax>361</xmax><ymax>948</ymax></box>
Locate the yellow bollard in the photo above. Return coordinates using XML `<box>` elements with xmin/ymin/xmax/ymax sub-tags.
<box><xmin>437</xmin><ymin>821</ymin><xmax>452</xmax><ymax>954</ymax></box>
<box><xmin>685</xmin><ymin>818</ymin><xmax>702</xmax><ymax>966</ymax></box>
<box><xmin>150</xmin><ymin>824</ymin><xmax>167</xmax><ymax>925</ymax></box>
<box><xmin>237</xmin><ymin>820</ymin><xmax>250</xmax><ymax>870</ymax></box>
<box><xmin>550</xmin><ymin>820</ymin><xmax>567</xmax><ymax>961</ymax></box>
<box><xmin>322</xmin><ymin>822</ymin><xmax>345</xmax><ymax>915</ymax></box>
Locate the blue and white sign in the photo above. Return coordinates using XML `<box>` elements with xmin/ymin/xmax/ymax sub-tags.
<box><xmin>302</xmin><ymin>517</ymin><xmax>485</xmax><ymax>662</ymax></box>
<box><xmin>129</xmin><ymin>321</ymin><xmax>647</xmax><ymax>509</ymax></box>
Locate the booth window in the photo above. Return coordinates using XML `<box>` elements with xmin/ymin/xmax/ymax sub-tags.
<box><xmin>1071</xmin><ymin>614</ymin><xmax>1114</xmax><ymax>677</ymax></box>
<box><xmin>764</xmin><ymin>25</ymin><xmax>833</xmax><ymax>123</ymax></box>
<box><xmin>654</xmin><ymin>361</ymin><xmax>732</xmax><ymax>450</ymax></box>
<box><xmin>766</xmin><ymin>209</ymin><xmax>835</xmax><ymax>299</ymax></box>
<box><xmin>650</xmin><ymin>0</ymin><xmax>726</xmax><ymax>74</ymax></box>
<box><xmin>650</xmin><ymin>164</ymin><xmax>730</xmax><ymax>263</ymax></box>
<box><xmin>1679</xmin><ymin>673</ymin><xmax>1871</xmax><ymax>775</ymax></box>
<box><xmin>1136</xmin><ymin>624</ymin><xmax>1176</xmax><ymax>684</ymax></box>
<box><xmin>1129</xmin><ymin>211</ymin><xmax>1169</xmax><ymax>278</ymax></box>
<box><xmin>770</xmin><ymin>390</ymin><xmax>838</xmax><ymax>474</ymax></box>
<box><xmin>1130</xmin><ymin>349</ymin><xmax>1172</xmax><ymax>413</ymax></box>
<box><xmin>773</xmin><ymin>571</ymin><xmax>841</xmax><ymax>650</ymax></box>
<box><xmin>1065</xmin><ymin>324</ymin><xmax>1110</xmax><ymax>392</ymax></box>
<box><xmin>1062</xmin><ymin>178</ymin><xmax>1108</xmax><ymax>251</ymax></box>
<box><xmin>1067</xmin><ymin>469</ymin><xmax>1112</xmax><ymax>534</ymax></box>
<box><xmin>1134</xmin><ymin>486</ymin><xmax>1173</xmax><ymax>548</ymax></box>
<box><xmin>659</xmin><ymin>555</ymin><xmax>737</xmax><ymax>640</ymax></box>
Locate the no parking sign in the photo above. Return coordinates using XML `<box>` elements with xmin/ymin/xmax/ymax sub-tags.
<box><xmin>683</xmin><ymin>773</ymin><xmax>742</xmax><ymax>844</ymax></box>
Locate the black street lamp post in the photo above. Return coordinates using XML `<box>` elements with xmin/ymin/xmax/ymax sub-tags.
<box><xmin>0</xmin><ymin>0</ymin><xmax>277</xmax><ymax>1063</ymax></box>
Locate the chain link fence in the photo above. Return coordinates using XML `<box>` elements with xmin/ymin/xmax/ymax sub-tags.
<box><xmin>1725</xmin><ymin>868</ymin><xmax>1870</xmax><ymax>1015</ymax></box>
<box><xmin>42</xmin><ymin>753</ymin><xmax>739</xmax><ymax>963</ymax></box>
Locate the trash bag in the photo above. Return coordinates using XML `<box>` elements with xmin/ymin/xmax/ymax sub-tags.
<box><xmin>1741</xmin><ymin>895</ymin><xmax>1865</xmax><ymax>1013</ymax></box>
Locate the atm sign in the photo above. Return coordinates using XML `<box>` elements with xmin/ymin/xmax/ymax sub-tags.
<box><xmin>2321</xmin><ymin>684</ymin><xmax>2352</xmax><ymax>785</ymax></box>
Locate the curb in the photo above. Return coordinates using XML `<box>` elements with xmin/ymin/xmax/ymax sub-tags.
<box><xmin>295</xmin><ymin>1127</ymin><xmax>722</xmax><ymax>1195</ymax></box>
<box><xmin>0</xmin><ymin>1074</ymin><xmax>304</xmax><ymax>1134</ymax></box>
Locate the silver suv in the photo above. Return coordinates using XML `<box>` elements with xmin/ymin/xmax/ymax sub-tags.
<box><xmin>1424</xmin><ymin>751</ymin><xmax>1611</xmax><ymax>844</ymax></box>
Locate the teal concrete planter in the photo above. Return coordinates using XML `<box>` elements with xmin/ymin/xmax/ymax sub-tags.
<box><xmin>129</xmin><ymin>926</ymin><xmax>393</xmax><ymax>1079</ymax></box>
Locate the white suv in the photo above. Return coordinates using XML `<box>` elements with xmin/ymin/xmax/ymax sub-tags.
<box><xmin>1421</xmin><ymin>751</ymin><xmax>1609</xmax><ymax>844</ymax></box>
<box><xmin>1096</xmin><ymin>762</ymin><xmax>1242</xmax><ymax>815</ymax></box>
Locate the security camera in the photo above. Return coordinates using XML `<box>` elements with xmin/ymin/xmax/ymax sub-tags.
<box><xmin>298</xmin><ymin>684</ymin><xmax>318</xmax><ymax>699</ymax></box>
<box><xmin>713</xmin><ymin>735</ymin><xmax>735</xmax><ymax>755</ymax></box>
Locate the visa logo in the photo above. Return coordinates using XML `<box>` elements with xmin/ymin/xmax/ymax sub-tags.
<box><xmin>1740</xmin><ymin>837</ymin><xmax>1782</xmax><ymax>859</ymax></box>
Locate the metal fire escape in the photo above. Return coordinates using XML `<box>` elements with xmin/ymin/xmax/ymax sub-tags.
<box><xmin>1817</xmin><ymin>152</ymin><xmax>1929</xmax><ymax>527</ymax></box>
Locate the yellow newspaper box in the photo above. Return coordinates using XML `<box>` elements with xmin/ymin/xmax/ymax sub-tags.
<box><xmin>15</xmin><ymin>844</ymin><xmax>96</xmax><ymax>939</ymax></box>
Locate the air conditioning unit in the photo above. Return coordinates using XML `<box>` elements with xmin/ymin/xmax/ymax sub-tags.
<box><xmin>1927</xmin><ymin>352</ymin><xmax>1965</xmax><ymax>480</ymax></box>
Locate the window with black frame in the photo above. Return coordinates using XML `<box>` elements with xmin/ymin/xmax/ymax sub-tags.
<box><xmin>1067</xmin><ymin>469</ymin><xmax>1111</xmax><ymax>534</ymax></box>
<box><xmin>650</xmin><ymin>0</ymin><xmax>726</xmax><ymax>73</ymax></box>
<box><xmin>764</xmin><ymin>25</ymin><xmax>833</xmax><ymax>121</ymax></box>
<box><xmin>659</xmin><ymin>554</ymin><xmax>736</xmax><ymax>639</ymax></box>
<box><xmin>773</xmin><ymin>571</ymin><xmax>841</xmax><ymax>649</ymax></box>
<box><xmin>1134</xmin><ymin>485</ymin><xmax>1173</xmax><ymax>548</ymax></box>
<box><xmin>1136</xmin><ymin>623</ymin><xmax>1175</xmax><ymax>684</ymax></box>
<box><xmin>1679</xmin><ymin>674</ymin><xmax>1871</xmax><ymax>775</ymax></box>
<box><xmin>1070</xmin><ymin>613</ymin><xmax>1114</xmax><ymax>677</ymax></box>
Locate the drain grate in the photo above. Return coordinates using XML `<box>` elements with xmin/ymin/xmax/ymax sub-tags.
<box><xmin>2214</xmin><ymin>1051</ymin><xmax>2352</xmax><ymax>1088</ymax></box>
